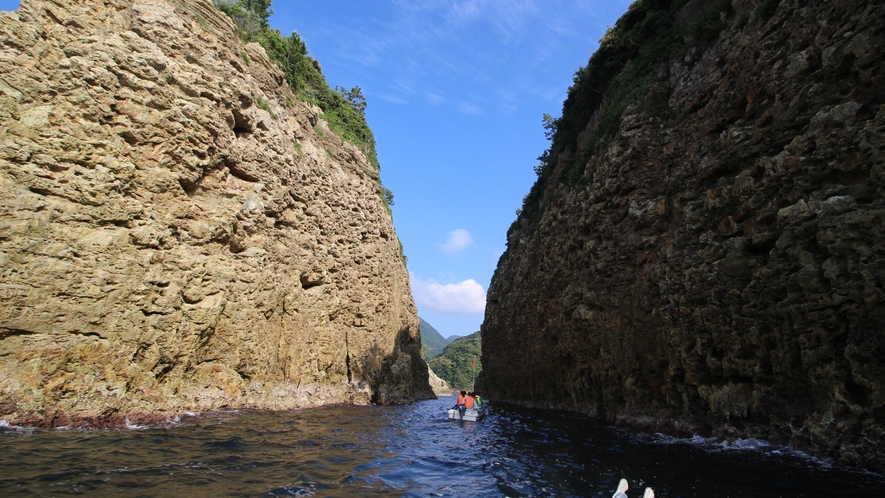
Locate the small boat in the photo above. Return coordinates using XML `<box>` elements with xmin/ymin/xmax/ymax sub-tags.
<box><xmin>446</xmin><ymin>356</ymin><xmax>486</xmax><ymax>422</ymax></box>
<box><xmin>447</xmin><ymin>407</ymin><xmax>485</xmax><ymax>422</ymax></box>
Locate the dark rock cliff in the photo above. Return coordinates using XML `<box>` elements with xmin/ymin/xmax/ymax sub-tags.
<box><xmin>479</xmin><ymin>0</ymin><xmax>885</xmax><ymax>471</ymax></box>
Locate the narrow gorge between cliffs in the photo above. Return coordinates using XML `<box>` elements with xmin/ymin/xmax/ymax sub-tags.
<box><xmin>0</xmin><ymin>0</ymin><xmax>884</xmax><ymax>491</ymax></box>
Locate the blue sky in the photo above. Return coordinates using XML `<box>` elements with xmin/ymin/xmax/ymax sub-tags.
<box><xmin>0</xmin><ymin>0</ymin><xmax>633</xmax><ymax>338</ymax></box>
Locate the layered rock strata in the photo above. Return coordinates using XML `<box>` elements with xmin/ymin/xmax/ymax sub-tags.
<box><xmin>0</xmin><ymin>0</ymin><xmax>433</xmax><ymax>427</ymax></box>
<box><xmin>480</xmin><ymin>0</ymin><xmax>885</xmax><ymax>471</ymax></box>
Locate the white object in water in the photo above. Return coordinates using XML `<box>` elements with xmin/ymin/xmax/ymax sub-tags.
<box><xmin>612</xmin><ymin>478</ymin><xmax>629</xmax><ymax>498</ymax></box>
<box><xmin>612</xmin><ymin>478</ymin><xmax>654</xmax><ymax>498</ymax></box>
<box><xmin>447</xmin><ymin>408</ymin><xmax>484</xmax><ymax>421</ymax></box>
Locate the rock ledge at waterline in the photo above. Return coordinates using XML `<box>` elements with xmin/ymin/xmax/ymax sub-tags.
<box><xmin>0</xmin><ymin>0</ymin><xmax>433</xmax><ymax>427</ymax></box>
<box><xmin>480</xmin><ymin>0</ymin><xmax>885</xmax><ymax>472</ymax></box>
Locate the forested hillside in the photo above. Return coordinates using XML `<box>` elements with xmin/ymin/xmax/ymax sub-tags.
<box><xmin>427</xmin><ymin>332</ymin><xmax>482</xmax><ymax>392</ymax></box>
<box><xmin>419</xmin><ymin>318</ymin><xmax>449</xmax><ymax>360</ymax></box>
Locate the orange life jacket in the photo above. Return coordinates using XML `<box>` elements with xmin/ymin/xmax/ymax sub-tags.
<box><xmin>457</xmin><ymin>394</ymin><xmax>465</xmax><ymax>405</ymax></box>
<box><xmin>465</xmin><ymin>395</ymin><xmax>475</xmax><ymax>408</ymax></box>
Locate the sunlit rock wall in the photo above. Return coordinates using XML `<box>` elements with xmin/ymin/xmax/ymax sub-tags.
<box><xmin>480</xmin><ymin>0</ymin><xmax>885</xmax><ymax>471</ymax></box>
<box><xmin>0</xmin><ymin>0</ymin><xmax>433</xmax><ymax>427</ymax></box>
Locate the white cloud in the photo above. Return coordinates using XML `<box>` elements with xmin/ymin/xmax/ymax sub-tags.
<box><xmin>458</xmin><ymin>102</ymin><xmax>483</xmax><ymax>115</ymax></box>
<box><xmin>410</xmin><ymin>272</ymin><xmax>486</xmax><ymax>314</ymax></box>
<box><xmin>439</xmin><ymin>228</ymin><xmax>474</xmax><ymax>253</ymax></box>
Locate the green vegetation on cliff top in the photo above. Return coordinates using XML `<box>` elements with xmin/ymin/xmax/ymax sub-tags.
<box><xmin>213</xmin><ymin>0</ymin><xmax>402</xmax><ymax>262</ymax></box>
<box><xmin>214</xmin><ymin>0</ymin><xmax>379</xmax><ymax>171</ymax></box>
<box><xmin>427</xmin><ymin>332</ymin><xmax>482</xmax><ymax>392</ymax></box>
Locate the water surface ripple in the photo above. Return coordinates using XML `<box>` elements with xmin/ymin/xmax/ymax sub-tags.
<box><xmin>1</xmin><ymin>397</ymin><xmax>882</xmax><ymax>496</ymax></box>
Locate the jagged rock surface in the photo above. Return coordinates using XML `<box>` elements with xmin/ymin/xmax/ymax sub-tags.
<box><xmin>480</xmin><ymin>0</ymin><xmax>885</xmax><ymax>471</ymax></box>
<box><xmin>426</xmin><ymin>367</ymin><xmax>452</xmax><ymax>396</ymax></box>
<box><xmin>0</xmin><ymin>0</ymin><xmax>433</xmax><ymax>427</ymax></box>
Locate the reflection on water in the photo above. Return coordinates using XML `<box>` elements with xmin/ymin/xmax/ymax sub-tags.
<box><xmin>1</xmin><ymin>397</ymin><xmax>882</xmax><ymax>497</ymax></box>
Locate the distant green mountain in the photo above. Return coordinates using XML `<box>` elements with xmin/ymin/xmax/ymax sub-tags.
<box><xmin>427</xmin><ymin>331</ymin><xmax>481</xmax><ymax>392</ymax></box>
<box><xmin>419</xmin><ymin>317</ymin><xmax>449</xmax><ymax>360</ymax></box>
<box><xmin>444</xmin><ymin>335</ymin><xmax>461</xmax><ymax>342</ymax></box>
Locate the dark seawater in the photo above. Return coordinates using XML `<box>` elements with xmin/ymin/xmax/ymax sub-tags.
<box><xmin>1</xmin><ymin>397</ymin><xmax>883</xmax><ymax>497</ymax></box>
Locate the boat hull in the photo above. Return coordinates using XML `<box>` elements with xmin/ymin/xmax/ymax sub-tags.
<box><xmin>447</xmin><ymin>408</ymin><xmax>484</xmax><ymax>421</ymax></box>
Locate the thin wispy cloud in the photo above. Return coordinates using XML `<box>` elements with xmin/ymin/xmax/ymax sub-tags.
<box><xmin>440</xmin><ymin>229</ymin><xmax>474</xmax><ymax>253</ymax></box>
<box><xmin>410</xmin><ymin>272</ymin><xmax>487</xmax><ymax>315</ymax></box>
<box><xmin>378</xmin><ymin>92</ymin><xmax>409</xmax><ymax>105</ymax></box>
<box><xmin>449</xmin><ymin>0</ymin><xmax>483</xmax><ymax>25</ymax></box>
<box><xmin>486</xmin><ymin>0</ymin><xmax>542</xmax><ymax>45</ymax></box>
<box><xmin>458</xmin><ymin>102</ymin><xmax>482</xmax><ymax>115</ymax></box>
<box><xmin>427</xmin><ymin>92</ymin><xmax>445</xmax><ymax>105</ymax></box>
<box><xmin>301</xmin><ymin>0</ymin><xmax>615</xmax><ymax>116</ymax></box>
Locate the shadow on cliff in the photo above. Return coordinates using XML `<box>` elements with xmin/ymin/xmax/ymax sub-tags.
<box><xmin>361</xmin><ymin>327</ymin><xmax>435</xmax><ymax>405</ymax></box>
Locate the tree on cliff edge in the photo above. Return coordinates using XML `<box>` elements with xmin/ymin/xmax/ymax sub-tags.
<box><xmin>215</xmin><ymin>0</ymin><xmax>272</xmax><ymax>37</ymax></box>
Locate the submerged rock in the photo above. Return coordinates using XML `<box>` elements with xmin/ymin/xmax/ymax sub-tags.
<box><xmin>0</xmin><ymin>0</ymin><xmax>433</xmax><ymax>426</ymax></box>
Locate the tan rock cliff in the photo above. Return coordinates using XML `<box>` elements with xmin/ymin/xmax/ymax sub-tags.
<box><xmin>0</xmin><ymin>0</ymin><xmax>433</xmax><ymax>427</ymax></box>
<box><xmin>480</xmin><ymin>0</ymin><xmax>885</xmax><ymax>471</ymax></box>
<box><xmin>427</xmin><ymin>367</ymin><xmax>452</xmax><ymax>396</ymax></box>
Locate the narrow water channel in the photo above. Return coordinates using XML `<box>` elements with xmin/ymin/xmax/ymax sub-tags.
<box><xmin>1</xmin><ymin>397</ymin><xmax>881</xmax><ymax>496</ymax></box>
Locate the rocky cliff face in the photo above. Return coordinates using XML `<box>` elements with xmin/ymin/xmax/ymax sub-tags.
<box><xmin>0</xmin><ymin>0</ymin><xmax>433</xmax><ymax>427</ymax></box>
<box><xmin>426</xmin><ymin>367</ymin><xmax>452</xmax><ymax>396</ymax></box>
<box><xmin>480</xmin><ymin>0</ymin><xmax>885</xmax><ymax>471</ymax></box>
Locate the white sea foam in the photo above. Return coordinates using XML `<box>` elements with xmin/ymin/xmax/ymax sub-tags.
<box><xmin>124</xmin><ymin>416</ymin><xmax>147</xmax><ymax>430</ymax></box>
<box><xmin>636</xmin><ymin>431</ymin><xmax>838</xmax><ymax>470</ymax></box>
<box><xmin>714</xmin><ymin>437</ymin><xmax>772</xmax><ymax>451</ymax></box>
<box><xmin>0</xmin><ymin>419</ymin><xmax>38</xmax><ymax>434</ymax></box>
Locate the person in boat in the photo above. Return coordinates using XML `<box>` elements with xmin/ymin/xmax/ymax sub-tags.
<box><xmin>473</xmin><ymin>392</ymin><xmax>483</xmax><ymax>407</ymax></box>
<box><xmin>459</xmin><ymin>391</ymin><xmax>470</xmax><ymax>417</ymax></box>
<box><xmin>452</xmin><ymin>390</ymin><xmax>467</xmax><ymax>417</ymax></box>
<box><xmin>464</xmin><ymin>392</ymin><xmax>476</xmax><ymax>410</ymax></box>
<box><xmin>452</xmin><ymin>390</ymin><xmax>466</xmax><ymax>408</ymax></box>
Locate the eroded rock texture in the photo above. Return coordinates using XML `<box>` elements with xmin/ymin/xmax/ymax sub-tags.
<box><xmin>0</xmin><ymin>0</ymin><xmax>433</xmax><ymax>427</ymax></box>
<box><xmin>480</xmin><ymin>0</ymin><xmax>885</xmax><ymax>470</ymax></box>
<box><xmin>427</xmin><ymin>367</ymin><xmax>452</xmax><ymax>396</ymax></box>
